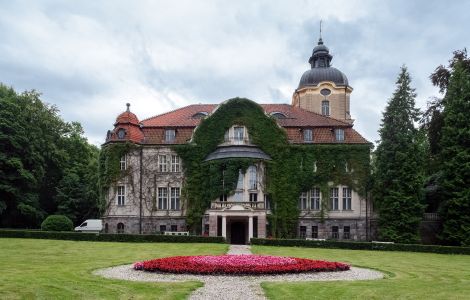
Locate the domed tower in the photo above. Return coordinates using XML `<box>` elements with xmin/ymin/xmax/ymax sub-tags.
<box><xmin>292</xmin><ymin>37</ymin><xmax>353</xmax><ymax>123</ymax></box>
<box><xmin>106</xmin><ymin>103</ymin><xmax>144</xmax><ymax>143</ymax></box>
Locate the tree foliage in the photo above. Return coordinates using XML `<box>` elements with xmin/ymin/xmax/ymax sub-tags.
<box><xmin>437</xmin><ymin>61</ymin><xmax>470</xmax><ymax>246</ymax></box>
<box><xmin>0</xmin><ymin>84</ymin><xmax>99</xmax><ymax>228</ymax></box>
<box><xmin>373</xmin><ymin>66</ymin><xmax>425</xmax><ymax>243</ymax></box>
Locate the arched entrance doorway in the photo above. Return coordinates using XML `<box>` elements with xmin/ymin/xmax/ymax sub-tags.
<box><xmin>230</xmin><ymin>221</ymin><xmax>246</xmax><ymax>244</ymax></box>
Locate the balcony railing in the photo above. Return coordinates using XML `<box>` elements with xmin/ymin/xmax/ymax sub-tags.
<box><xmin>423</xmin><ymin>213</ymin><xmax>440</xmax><ymax>221</ymax></box>
<box><xmin>211</xmin><ymin>201</ymin><xmax>266</xmax><ymax>210</ymax></box>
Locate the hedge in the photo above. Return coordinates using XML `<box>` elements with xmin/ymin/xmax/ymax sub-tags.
<box><xmin>0</xmin><ymin>229</ymin><xmax>225</xmax><ymax>244</ymax></box>
<box><xmin>250</xmin><ymin>238</ymin><xmax>470</xmax><ymax>255</ymax></box>
<box><xmin>41</xmin><ymin>215</ymin><xmax>73</xmax><ymax>231</ymax></box>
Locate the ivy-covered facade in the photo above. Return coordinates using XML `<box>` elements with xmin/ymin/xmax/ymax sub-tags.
<box><xmin>100</xmin><ymin>38</ymin><xmax>375</xmax><ymax>243</ymax></box>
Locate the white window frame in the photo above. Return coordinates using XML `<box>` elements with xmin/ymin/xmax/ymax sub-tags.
<box><xmin>158</xmin><ymin>187</ymin><xmax>168</xmax><ymax>210</ymax></box>
<box><xmin>342</xmin><ymin>187</ymin><xmax>352</xmax><ymax>210</ymax></box>
<box><xmin>158</xmin><ymin>155</ymin><xmax>168</xmax><ymax>172</ymax></box>
<box><xmin>171</xmin><ymin>155</ymin><xmax>180</xmax><ymax>172</ymax></box>
<box><xmin>310</xmin><ymin>188</ymin><xmax>321</xmax><ymax>210</ymax></box>
<box><xmin>170</xmin><ymin>187</ymin><xmax>180</xmax><ymax>210</ymax></box>
<box><xmin>330</xmin><ymin>187</ymin><xmax>339</xmax><ymax>210</ymax></box>
<box><xmin>117</xmin><ymin>185</ymin><xmax>125</xmax><ymax>206</ymax></box>
<box><xmin>248</xmin><ymin>165</ymin><xmax>257</xmax><ymax>190</ymax></box>
<box><xmin>335</xmin><ymin>129</ymin><xmax>345</xmax><ymax>141</ymax></box>
<box><xmin>322</xmin><ymin>100</ymin><xmax>330</xmax><ymax>116</ymax></box>
<box><xmin>303</xmin><ymin>129</ymin><xmax>313</xmax><ymax>142</ymax></box>
<box><xmin>120</xmin><ymin>155</ymin><xmax>127</xmax><ymax>171</ymax></box>
<box><xmin>299</xmin><ymin>192</ymin><xmax>308</xmax><ymax>210</ymax></box>
<box><xmin>165</xmin><ymin>129</ymin><xmax>176</xmax><ymax>142</ymax></box>
<box><xmin>233</xmin><ymin>126</ymin><xmax>244</xmax><ymax>141</ymax></box>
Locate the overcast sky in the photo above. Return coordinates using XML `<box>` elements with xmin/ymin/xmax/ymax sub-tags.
<box><xmin>1</xmin><ymin>0</ymin><xmax>468</xmax><ymax>145</ymax></box>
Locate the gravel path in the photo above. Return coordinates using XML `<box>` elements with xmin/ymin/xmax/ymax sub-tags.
<box><xmin>93</xmin><ymin>245</ymin><xmax>383</xmax><ymax>300</ymax></box>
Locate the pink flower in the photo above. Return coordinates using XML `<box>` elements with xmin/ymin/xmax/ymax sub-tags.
<box><xmin>133</xmin><ymin>255</ymin><xmax>349</xmax><ymax>275</ymax></box>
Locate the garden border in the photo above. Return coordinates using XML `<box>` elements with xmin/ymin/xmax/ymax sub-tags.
<box><xmin>0</xmin><ymin>229</ymin><xmax>225</xmax><ymax>243</ymax></box>
<box><xmin>250</xmin><ymin>238</ymin><xmax>470</xmax><ymax>255</ymax></box>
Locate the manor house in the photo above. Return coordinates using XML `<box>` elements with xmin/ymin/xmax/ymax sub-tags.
<box><xmin>102</xmin><ymin>38</ymin><xmax>375</xmax><ymax>244</ymax></box>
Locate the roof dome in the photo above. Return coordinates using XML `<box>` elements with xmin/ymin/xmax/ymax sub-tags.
<box><xmin>298</xmin><ymin>38</ymin><xmax>349</xmax><ymax>88</ymax></box>
<box><xmin>115</xmin><ymin>103</ymin><xmax>139</xmax><ymax>125</ymax></box>
<box><xmin>299</xmin><ymin>67</ymin><xmax>349</xmax><ymax>87</ymax></box>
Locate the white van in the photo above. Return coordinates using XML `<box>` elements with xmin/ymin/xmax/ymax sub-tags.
<box><xmin>75</xmin><ymin>219</ymin><xmax>103</xmax><ymax>233</ymax></box>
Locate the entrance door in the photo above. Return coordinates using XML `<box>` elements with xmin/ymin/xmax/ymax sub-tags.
<box><xmin>230</xmin><ymin>221</ymin><xmax>246</xmax><ymax>244</ymax></box>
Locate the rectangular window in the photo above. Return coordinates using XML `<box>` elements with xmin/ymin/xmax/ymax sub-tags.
<box><xmin>170</xmin><ymin>187</ymin><xmax>180</xmax><ymax>210</ymax></box>
<box><xmin>335</xmin><ymin>129</ymin><xmax>345</xmax><ymax>141</ymax></box>
<box><xmin>330</xmin><ymin>187</ymin><xmax>339</xmax><ymax>210</ymax></box>
<box><xmin>344</xmin><ymin>226</ymin><xmax>351</xmax><ymax>239</ymax></box>
<box><xmin>299</xmin><ymin>226</ymin><xmax>307</xmax><ymax>239</ymax></box>
<box><xmin>322</xmin><ymin>100</ymin><xmax>330</xmax><ymax>116</ymax></box>
<box><xmin>171</xmin><ymin>225</ymin><xmax>177</xmax><ymax>232</ymax></box>
<box><xmin>249</xmin><ymin>193</ymin><xmax>258</xmax><ymax>202</ymax></box>
<box><xmin>299</xmin><ymin>192</ymin><xmax>308</xmax><ymax>210</ymax></box>
<box><xmin>219</xmin><ymin>194</ymin><xmax>227</xmax><ymax>202</ymax></box>
<box><xmin>120</xmin><ymin>155</ymin><xmax>126</xmax><ymax>170</ymax></box>
<box><xmin>165</xmin><ymin>129</ymin><xmax>176</xmax><ymax>142</ymax></box>
<box><xmin>342</xmin><ymin>187</ymin><xmax>352</xmax><ymax>210</ymax></box>
<box><xmin>159</xmin><ymin>225</ymin><xmax>166</xmax><ymax>233</ymax></box>
<box><xmin>249</xmin><ymin>166</ymin><xmax>257</xmax><ymax>189</ymax></box>
<box><xmin>117</xmin><ymin>185</ymin><xmax>125</xmax><ymax>206</ymax></box>
<box><xmin>303</xmin><ymin>129</ymin><xmax>313</xmax><ymax>142</ymax></box>
<box><xmin>332</xmin><ymin>226</ymin><xmax>339</xmax><ymax>239</ymax></box>
<box><xmin>158</xmin><ymin>187</ymin><xmax>168</xmax><ymax>210</ymax></box>
<box><xmin>158</xmin><ymin>155</ymin><xmax>167</xmax><ymax>172</ymax></box>
<box><xmin>310</xmin><ymin>188</ymin><xmax>321</xmax><ymax>210</ymax></box>
<box><xmin>265</xmin><ymin>194</ymin><xmax>271</xmax><ymax>210</ymax></box>
<box><xmin>312</xmin><ymin>226</ymin><xmax>318</xmax><ymax>239</ymax></box>
<box><xmin>171</xmin><ymin>155</ymin><xmax>180</xmax><ymax>172</ymax></box>
<box><xmin>233</xmin><ymin>126</ymin><xmax>244</xmax><ymax>141</ymax></box>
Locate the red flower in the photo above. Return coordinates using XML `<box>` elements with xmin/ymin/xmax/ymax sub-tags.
<box><xmin>136</xmin><ymin>255</ymin><xmax>349</xmax><ymax>275</ymax></box>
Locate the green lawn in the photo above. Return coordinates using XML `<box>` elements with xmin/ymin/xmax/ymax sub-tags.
<box><xmin>0</xmin><ymin>238</ymin><xmax>227</xmax><ymax>299</ymax></box>
<box><xmin>253</xmin><ymin>245</ymin><xmax>470</xmax><ymax>300</ymax></box>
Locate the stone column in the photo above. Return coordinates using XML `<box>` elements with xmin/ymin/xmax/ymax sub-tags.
<box><xmin>222</xmin><ymin>216</ymin><xmax>227</xmax><ymax>238</ymax></box>
<box><xmin>257</xmin><ymin>214</ymin><xmax>266</xmax><ymax>238</ymax></box>
<box><xmin>209</xmin><ymin>214</ymin><xmax>217</xmax><ymax>237</ymax></box>
<box><xmin>248</xmin><ymin>216</ymin><xmax>253</xmax><ymax>241</ymax></box>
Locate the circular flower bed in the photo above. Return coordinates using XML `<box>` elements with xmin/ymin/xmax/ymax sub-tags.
<box><xmin>133</xmin><ymin>255</ymin><xmax>349</xmax><ymax>275</ymax></box>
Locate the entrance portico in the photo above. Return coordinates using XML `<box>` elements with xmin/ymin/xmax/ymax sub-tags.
<box><xmin>206</xmin><ymin>203</ymin><xmax>267</xmax><ymax>244</ymax></box>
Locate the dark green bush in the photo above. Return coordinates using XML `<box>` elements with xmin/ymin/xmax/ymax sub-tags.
<box><xmin>0</xmin><ymin>229</ymin><xmax>225</xmax><ymax>244</ymax></box>
<box><xmin>250</xmin><ymin>238</ymin><xmax>470</xmax><ymax>255</ymax></box>
<box><xmin>40</xmin><ymin>215</ymin><xmax>73</xmax><ymax>231</ymax></box>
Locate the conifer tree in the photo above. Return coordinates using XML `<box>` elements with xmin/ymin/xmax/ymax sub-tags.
<box><xmin>374</xmin><ymin>66</ymin><xmax>425</xmax><ymax>243</ymax></box>
<box><xmin>437</xmin><ymin>61</ymin><xmax>470</xmax><ymax>246</ymax></box>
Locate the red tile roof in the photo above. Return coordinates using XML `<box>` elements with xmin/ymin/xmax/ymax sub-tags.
<box><xmin>106</xmin><ymin>102</ymin><xmax>370</xmax><ymax>145</ymax></box>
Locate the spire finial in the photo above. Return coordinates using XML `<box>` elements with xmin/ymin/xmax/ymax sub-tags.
<box><xmin>318</xmin><ymin>19</ymin><xmax>323</xmax><ymax>45</ymax></box>
<box><xmin>126</xmin><ymin>103</ymin><xmax>130</xmax><ymax>112</ymax></box>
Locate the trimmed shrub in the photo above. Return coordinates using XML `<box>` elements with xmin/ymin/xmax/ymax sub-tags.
<box><xmin>41</xmin><ymin>215</ymin><xmax>73</xmax><ymax>231</ymax></box>
<box><xmin>250</xmin><ymin>238</ymin><xmax>470</xmax><ymax>255</ymax></box>
<box><xmin>0</xmin><ymin>229</ymin><xmax>225</xmax><ymax>244</ymax></box>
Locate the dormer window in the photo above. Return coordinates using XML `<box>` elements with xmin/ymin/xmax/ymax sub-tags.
<box><xmin>335</xmin><ymin>129</ymin><xmax>345</xmax><ymax>141</ymax></box>
<box><xmin>117</xmin><ymin>128</ymin><xmax>126</xmax><ymax>139</ymax></box>
<box><xmin>270</xmin><ymin>112</ymin><xmax>287</xmax><ymax>119</ymax></box>
<box><xmin>322</xmin><ymin>100</ymin><xmax>330</xmax><ymax>116</ymax></box>
<box><xmin>303</xmin><ymin>129</ymin><xmax>313</xmax><ymax>142</ymax></box>
<box><xmin>165</xmin><ymin>129</ymin><xmax>175</xmax><ymax>142</ymax></box>
<box><xmin>192</xmin><ymin>112</ymin><xmax>208</xmax><ymax>119</ymax></box>
<box><xmin>233</xmin><ymin>126</ymin><xmax>244</xmax><ymax>141</ymax></box>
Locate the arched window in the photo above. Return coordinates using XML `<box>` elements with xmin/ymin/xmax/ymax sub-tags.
<box><xmin>117</xmin><ymin>222</ymin><xmax>125</xmax><ymax>234</ymax></box>
<box><xmin>322</xmin><ymin>100</ymin><xmax>330</xmax><ymax>116</ymax></box>
<box><xmin>104</xmin><ymin>223</ymin><xmax>109</xmax><ymax>233</ymax></box>
<box><xmin>117</xmin><ymin>128</ymin><xmax>126</xmax><ymax>139</ymax></box>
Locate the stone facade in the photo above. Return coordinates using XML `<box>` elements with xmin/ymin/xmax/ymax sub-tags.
<box><xmin>101</xmin><ymin>37</ymin><xmax>376</xmax><ymax>243</ymax></box>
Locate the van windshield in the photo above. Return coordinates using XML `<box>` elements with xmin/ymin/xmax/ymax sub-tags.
<box><xmin>80</xmin><ymin>223</ymin><xmax>87</xmax><ymax>227</ymax></box>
